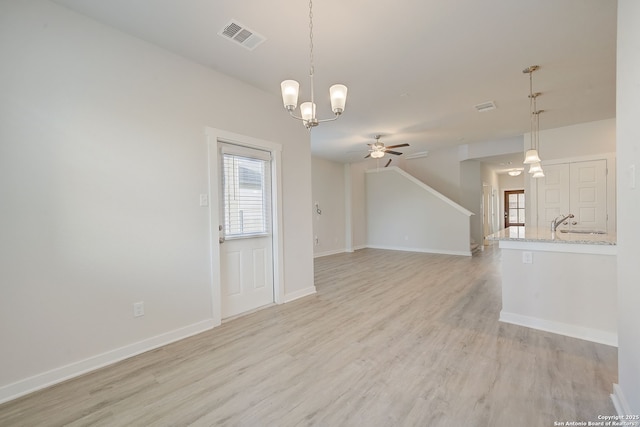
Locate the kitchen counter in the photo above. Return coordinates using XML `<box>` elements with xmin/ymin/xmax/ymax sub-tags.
<box><xmin>488</xmin><ymin>226</ymin><xmax>616</xmax><ymax>245</ymax></box>
<box><xmin>489</xmin><ymin>226</ymin><xmax>617</xmax><ymax>346</ymax></box>
<box><xmin>488</xmin><ymin>226</ymin><xmax>616</xmax><ymax>256</ymax></box>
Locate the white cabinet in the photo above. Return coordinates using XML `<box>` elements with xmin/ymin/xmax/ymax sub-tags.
<box><xmin>537</xmin><ymin>159</ymin><xmax>608</xmax><ymax>231</ymax></box>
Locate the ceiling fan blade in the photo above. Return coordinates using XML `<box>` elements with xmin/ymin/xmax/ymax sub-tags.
<box><xmin>385</xmin><ymin>143</ymin><xmax>410</xmax><ymax>149</ymax></box>
<box><xmin>386</xmin><ymin>150</ymin><xmax>403</xmax><ymax>156</ymax></box>
<box><xmin>364</xmin><ymin>153</ymin><xmax>371</xmax><ymax>159</ymax></box>
<box><xmin>385</xmin><ymin>159</ymin><xmax>392</xmax><ymax>167</ymax></box>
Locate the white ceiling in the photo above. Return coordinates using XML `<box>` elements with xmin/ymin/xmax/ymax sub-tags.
<box><xmin>52</xmin><ymin>0</ymin><xmax>617</xmax><ymax>164</ymax></box>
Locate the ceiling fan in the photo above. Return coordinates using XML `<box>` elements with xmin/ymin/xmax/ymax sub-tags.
<box><xmin>365</xmin><ymin>135</ymin><xmax>409</xmax><ymax>159</ymax></box>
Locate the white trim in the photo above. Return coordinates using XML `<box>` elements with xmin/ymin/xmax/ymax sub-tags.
<box><xmin>611</xmin><ymin>383</ymin><xmax>633</xmax><ymax>416</ymax></box>
<box><xmin>314</xmin><ymin>248</ymin><xmax>346</xmax><ymax>258</ymax></box>
<box><xmin>499</xmin><ymin>311</ymin><xmax>618</xmax><ymax>347</ymax></box>
<box><xmin>205</xmin><ymin>127</ymin><xmax>285</xmax><ymax>324</ymax></box>
<box><xmin>284</xmin><ymin>286</ymin><xmax>317</xmax><ymax>303</ymax></box>
<box><xmin>0</xmin><ymin>319</ymin><xmax>214</xmax><ymax>405</ymax></box>
<box><xmin>366</xmin><ymin>244</ymin><xmax>472</xmax><ymax>257</ymax></box>
<box><xmin>365</xmin><ymin>167</ymin><xmax>474</xmax><ymax>216</ymax></box>
<box><xmin>542</xmin><ymin>152</ymin><xmax>616</xmax><ymax>166</ymax></box>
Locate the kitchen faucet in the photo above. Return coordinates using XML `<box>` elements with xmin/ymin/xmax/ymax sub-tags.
<box><xmin>551</xmin><ymin>213</ymin><xmax>574</xmax><ymax>232</ymax></box>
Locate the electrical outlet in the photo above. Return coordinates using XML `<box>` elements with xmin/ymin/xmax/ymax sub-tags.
<box><xmin>314</xmin><ymin>236</ymin><xmax>319</xmax><ymax>246</ymax></box>
<box><xmin>522</xmin><ymin>252</ymin><xmax>533</xmax><ymax>264</ymax></box>
<box><xmin>133</xmin><ymin>301</ymin><xmax>145</xmax><ymax>317</ymax></box>
<box><xmin>199</xmin><ymin>194</ymin><xmax>209</xmax><ymax>207</ymax></box>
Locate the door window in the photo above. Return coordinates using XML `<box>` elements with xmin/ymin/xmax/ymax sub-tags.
<box><xmin>222</xmin><ymin>149</ymin><xmax>271</xmax><ymax>239</ymax></box>
<box><xmin>505</xmin><ymin>190</ymin><xmax>525</xmax><ymax>228</ymax></box>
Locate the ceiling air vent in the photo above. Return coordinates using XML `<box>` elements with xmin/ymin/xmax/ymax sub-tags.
<box><xmin>474</xmin><ymin>101</ymin><xmax>497</xmax><ymax>112</ymax></box>
<box><xmin>218</xmin><ymin>20</ymin><xmax>266</xmax><ymax>51</ymax></box>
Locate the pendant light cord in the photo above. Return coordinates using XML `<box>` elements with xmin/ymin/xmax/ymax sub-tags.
<box><xmin>529</xmin><ymin>70</ymin><xmax>535</xmax><ymax>151</ymax></box>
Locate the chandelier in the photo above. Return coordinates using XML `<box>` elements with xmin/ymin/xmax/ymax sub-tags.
<box><xmin>523</xmin><ymin>65</ymin><xmax>545</xmax><ymax>178</ymax></box>
<box><xmin>280</xmin><ymin>0</ymin><xmax>348</xmax><ymax>129</ymax></box>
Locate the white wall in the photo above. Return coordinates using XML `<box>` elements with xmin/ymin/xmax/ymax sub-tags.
<box><xmin>311</xmin><ymin>157</ymin><xmax>346</xmax><ymax>257</ymax></box>
<box><xmin>614</xmin><ymin>0</ymin><xmax>640</xmax><ymax>415</ymax></box>
<box><xmin>366</xmin><ymin>167</ymin><xmax>473</xmax><ymax>256</ymax></box>
<box><xmin>0</xmin><ymin>0</ymin><xmax>313</xmax><ymax>402</ymax></box>
<box><xmin>403</xmin><ymin>146</ymin><xmax>461</xmax><ymax>203</ymax></box>
<box><xmin>460</xmin><ymin>160</ymin><xmax>483</xmax><ymax>245</ymax></box>
<box><xmin>524</xmin><ymin>119</ymin><xmax>616</xmax><ymax>229</ymax></box>
<box><xmin>481</xmin><ymin>163</ymin><xmax>501</xmax><ymax>237</ymax></box>
<box><xmin>347</xmin><ymin>161</ymin><xmax>369</xmax><ymax>250</ymax></box>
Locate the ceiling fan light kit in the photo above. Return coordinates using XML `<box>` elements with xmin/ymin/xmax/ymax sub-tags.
<box><xmin>280</xmin><ymin>0</ymin><xmax>347</xmax><ymax>130</ymax></box>
<box><xmin>364</xmin><ymin>135</ymin><xmax>409</xmax><ymax>159</ymax></box>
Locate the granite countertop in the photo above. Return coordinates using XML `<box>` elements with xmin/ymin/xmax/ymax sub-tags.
<box><xmin>487</xmin><ymin>226</ymin><xmax>617</xmax><ymax>246</ymax></box>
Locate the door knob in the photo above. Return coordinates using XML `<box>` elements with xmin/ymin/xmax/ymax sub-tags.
<box><xmin>571</xmin><ymin>221</ymin><xmax>577</xmax><ymax>225</ymax></box>
<box><xmin>219</xmin><ymin>236</ymin><xmax>225</xmax><ymax>244</ymax></box>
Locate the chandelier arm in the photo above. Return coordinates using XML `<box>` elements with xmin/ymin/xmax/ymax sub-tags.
<box><xmin>287</xmin><ymin>110</ymin><xmax>307</xmax><ymax>121</ymax></box>
<box><xmin>315</xmin><ymin>114</ymin><xmax>341</xmax><ymax>124</ymax></box>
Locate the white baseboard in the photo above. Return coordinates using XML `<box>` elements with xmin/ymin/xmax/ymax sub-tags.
<box><xmin>0</xmin><ymin>319</ymin><xmax>215</xmax><ymax>405</ymax></box>
<box><xmin>499</xmin><ymin>311</ymin><xmax>618</xmax><ymax>347</ymax></box>
<box><xmin>611</xmin><ymin>383</ymin><xmax>633</xmax><ymax>416</ymax></box>
<box><xmin>366</xmin><ymin>244</ymin><xmax>472</xmax><ymax>257</ymax></box>
<box><xmin>313</xmin><ymin>248</ymin><xmax>347</xmax><ymax>258</ymax></box>
<box><xmin>284</xmin><ymin>286</ymin><xmax>316</xmax><ymax>303</ymax></box>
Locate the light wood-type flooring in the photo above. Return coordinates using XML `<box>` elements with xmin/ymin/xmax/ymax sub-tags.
<box><xmin>0</xmin><ymin>245</ymin><xmax>618</xmax><ymax>426</ymax></box>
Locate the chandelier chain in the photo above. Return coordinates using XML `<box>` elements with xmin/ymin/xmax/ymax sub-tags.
<box><xmin>309</xmin><ymin>0</ymin><xmax>314</xmax><ymax>77</ymax></box>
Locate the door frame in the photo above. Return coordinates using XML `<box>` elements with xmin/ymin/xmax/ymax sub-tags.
<box><xmin>205</xmin><ymin>127</ymin><xmax>284</xmax><ymax>327</ymax></box>
<box><xmin>504</xmin><ymin>189</ymin><xmax>525</xmax><ymax>228</ymax></box>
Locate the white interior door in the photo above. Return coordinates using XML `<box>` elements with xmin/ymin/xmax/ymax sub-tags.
<box><xmin>570</xmin><ymin>159</ymin><xmax>607</xmax><ymax>231</ymax></box>
<box><xmin>537</xmin><ymin>163</ymin><xmax>570</xmax><ymax>226</ymax></box>
<box><xmin>219</xmin><ymin>143</ymin><xmax>274</xmax><ymax>318</ymax></box>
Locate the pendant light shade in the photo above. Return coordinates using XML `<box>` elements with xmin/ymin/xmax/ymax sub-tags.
<box><xmin>300</xmin><ymin>102</ymin><xmax>316</xmax><ymax>121</ymax></box>
<box><xmin>329</xmin><ymin>84</ymin><xmax>347</xmax><ymax>114</ymax></box>
<box><xmin>532</xmin><ymin>170</ymin><xmax>545</xmax><ymax>179</ymax></box>
<box><xmin>528</xmin><ymin>162</ymin><xmax>543</xmax><ymax>174</ymax></box>
<box><xmin>281</xmin><ymin>80</ymin><xmax>300</xmax><ymax>110</ymax></box>
<box><xmin>523</xmin><ymin>149</ymin><xmax>541</xmax><ymax>164</ymax></box>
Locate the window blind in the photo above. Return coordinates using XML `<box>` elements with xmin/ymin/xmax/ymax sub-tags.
<box><xmin>222</xmin><ymin>152</ymin><xmax>271</xmax><ymax>238</ymax></box>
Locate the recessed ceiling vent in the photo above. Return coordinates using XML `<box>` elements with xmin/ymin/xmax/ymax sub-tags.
<box><xmin>218</xmin><ymin>20</ymin><xmax>266</xmax><ymax>51</ymax></box>
<box><xmin>474</xmin><ymin>101</ymin><xmax>497</xmax><ymax>112</ymax></box>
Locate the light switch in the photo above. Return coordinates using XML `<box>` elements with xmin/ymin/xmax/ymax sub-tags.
<box><xmin>199</xmin><ymin>194</ymin><xmax>209</xmax><ymax>207</ymax></box>
<box><xmin>522</xmin><ymin>251</ymin><xmax>533</xmax><ymax>264</ymax></box>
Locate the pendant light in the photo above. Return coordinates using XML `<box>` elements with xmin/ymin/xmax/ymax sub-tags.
<box><xmin>280</xmin><ymin>0</ymin><xmax>348</xmax><ymax>129</ymax></box>
<box><xmin>523</xmin><ymin>65</ymin><xmax>541</xmax><ymax>164</ymax></box>
<box><xmin>530</xmin><ymin>108</ymin><xmax>545</xmax><ymax>177</ymax></box>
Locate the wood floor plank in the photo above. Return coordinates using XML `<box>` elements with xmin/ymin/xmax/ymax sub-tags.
<box><xmin>0</xmin><ymin>246</ymin><xmax>617</xmax><ymax>426</ymax></box>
